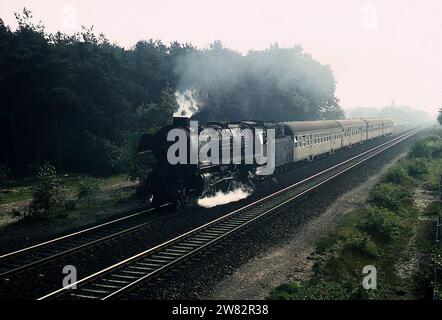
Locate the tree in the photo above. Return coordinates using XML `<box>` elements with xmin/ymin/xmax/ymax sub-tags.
<box><xmin>135</xmin><ymin>86</ymin><xmax>178</xmax><ymax>131</ymax></box>
<box><xmin>27</xmin><ymin>163</ymin><xmax>65</xmax><ymax>218</ymax></box>
<box><xmin>437</xmin><ymin>108</ymin><xmax>442</xmax><ymax>125</ymax></box>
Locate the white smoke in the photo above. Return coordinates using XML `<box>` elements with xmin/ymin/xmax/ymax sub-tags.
<box><xmin>197</xmin><ymin>184</ymin><xmax>253</xmax><ymax>208</ymax></box>
<box><xmin>174</xmin><ymin>89</ymin><xmax>199</xmax><ymax>117</ymax></box>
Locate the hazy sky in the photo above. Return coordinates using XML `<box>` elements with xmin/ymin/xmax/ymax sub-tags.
<box><xmin>1</xmin><ymin>0</ymin><xmax>441</xmax><ymax>116</ymax></box>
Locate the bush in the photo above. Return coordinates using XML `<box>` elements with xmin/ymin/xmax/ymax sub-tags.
<box><xmin>383</xmin><ymin>165</ymin><xmax>412</xmax><ymax>186</ymax></box>
<box><xmin>26</xmin><ymin>163</ymin><xmax>65</xmax><ymax>218</ymax></box>
<box><xmin>409</xmin><ymin>140</ymin><xmax>432</xmax><ymax>159</ymax></box>
<box><xmin>0</xmin><ymin>164</ymin><xmax>11</xmax><ymax>188</ymax></box>
<box><xmin>64</xmin><ymin>199</ymin><xmax>77</xmax><ymax>211</ymax></box>
<box><xmin>112</xmin><ymin>187</ymin><xmax>126</xmax><ymax>202</ymax></box>
<box><xmin>431</xmin><ymin>143</ymin><xmax>442</xmax><ymax>158</ymax></box>
<box><xmin>78</xmin><ymin>179</ymin><xmax>101</xmax><ymax>207</ymax></box>
<box><xmin>10</xmin><ymin>208</ymin><xmax>22</xmax><ymax>218</ymax></box>
<box><xmin>406</xmin><ymin>158</ymin><xmax>429</xmax><ymax>179</ymax></box>
<box><xmin>267</xmin><ymin>281</ymin><xmax>350</xmax><ymax>300</ymax></box>
<box><xmin>426</xmin><ymin>201</ymin><xmax>440</xmax><ymax>216</ymax></box>
<box><xmin>341</xmin><ymin>232</ymin><xmax>379</xmax><ymax>258</ymax></box>
<box><xmin>358</xmin><ymin>206</ymin><xmax>402</xmax><ymax>240</ymax></box>
<box><xmin>369</xmin><ymin>183</ymin><xmax>409</xmax><ymax>211</ymax></box>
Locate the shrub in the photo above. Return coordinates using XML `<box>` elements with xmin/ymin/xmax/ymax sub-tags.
<box><xmin>383</xmin><ymin>165</ymin><xmax>412</xmax><ymax>186</ymax></box>
<box><xmin>342</xmin><ymin>232</ymin><xmax>379</xmax><ymax>258</ymax></box>
<box><xmin>267</xmin><ymin>283</ymin><xmax>302</xmax><ymax>300</ymax></box>
<box><xmin>358</xmin><ymin>206</ymin><xmax>402</xmax><ymax>240</ymax></box>
<box><xmin>267</xmin><ymin>281</ymin><xmax>350</xmax><ymax>300</ymax></box>
<box><xmin>409</xmin><ymin>140</ymin><xmax>432</xmax><ymax>159</ymax></box>
<box><xmin>10</xmin><ymin>208</ymin><xmax>22</xmax><ymax>218</ymax></box>
<box><xmin>26</xmin><ymin>163</ymin><xmax>65</xmax><ymax>218</ymax></box>
<box><xmin>369</xmin><ymin>183</ymin><xmax>409</xmax><ymax>211</ymax></box>
<box><xmin>113</xmin><ymin>187</ymin><xmax>126</xmax><ymax>202</ymax></box>
<box><xmin>78</xmin><ymin>179</ymin><xmax>101</xmax><ymax>207</ymax></box>
<box><xmin>0</xmin><ymin>164</ymin><xmax>11</xmax><ymax>188</ymax></box>
<box><xmin>406</xmin><ymin>158</ymin><xmax>429</xmax><ymax>179</ymax></box>
<box><xmin>64</xmin><ymin>199</ymin><xmax>77</xmax><ymax>211</ymax></box>
<box><xmin>431</xmin><ymin>143</ymin><xmax>442</xmax><ymax>158</ymax></box>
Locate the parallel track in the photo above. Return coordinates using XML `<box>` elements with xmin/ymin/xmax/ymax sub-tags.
<box><xmin>38</xmin><ymin>127</ymin><xmax>426</xmax><ymax>300</ymax></box>
<box><xmin>0</xmin><ymin>203</ymin><xmax>172</xmax><ymax>278</ymax></box>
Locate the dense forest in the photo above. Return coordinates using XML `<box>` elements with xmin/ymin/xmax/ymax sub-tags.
<box><xmin>0</xmin><ymin>9</ymin><xmax>343</xmax><ymax>178</ymax></box>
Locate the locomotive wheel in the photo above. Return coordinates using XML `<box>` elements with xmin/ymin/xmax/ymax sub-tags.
<box><xmin>176</xmin><ymin>187</ymin><xmax>197</xmax><ymax>210</ymax></box>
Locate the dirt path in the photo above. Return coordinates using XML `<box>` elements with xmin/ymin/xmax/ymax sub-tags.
<box><xmin>206</xmin><ymin>153</ymin><xmax>406</xmax><ymax>300</ymax></box>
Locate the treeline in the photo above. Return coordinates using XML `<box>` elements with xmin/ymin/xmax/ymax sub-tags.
<box><xmin>0</xmin><ymin>9</ymin><xmax>343</xmax><ymax>178</ymax></box>
<box><xmin>347</xmin><ymin>103</ymin><xmax>432</xmax><ymax>126</ymax></box>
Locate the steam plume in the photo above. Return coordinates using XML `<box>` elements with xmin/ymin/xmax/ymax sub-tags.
<box><xmin>174</xmin><ymin>89</ymin><xmax>199</xmax><ymax>117</ymax></box>
<box><xmin>197</xmin><ymin>184</ymin><xmax>253</xmax><ymax>208</ymax></box>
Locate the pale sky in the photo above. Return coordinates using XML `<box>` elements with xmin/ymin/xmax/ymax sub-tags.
<box><xmin>1</xmin><ymin>0</ymin><xmax>441</xmax><ymax>116</ymax></box>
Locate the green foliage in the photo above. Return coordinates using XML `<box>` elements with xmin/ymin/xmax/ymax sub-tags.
<box><xmin>64</xmin><ymin>199</ymin><xmax>77</xmax><ymax>211</ymax></box>
<box><xmin>135</xmin><ymin>86</ymin><xmax>177</xmax><ymax>131</ymax></box>
<box><xmin>406</xmin><ymin>158</ymin><xmax>429</xmax><ymax>179</ymax></box>
<box><xmin>80</xmin><ymin>131</ymin><xmax>123</xmax><ymax>176</ymax></box>
<box><xmin>26</xmin><ymin>163</ymin><xmax>65</xmax><ymax>218</ymax></box>
<box><xmin>409</xmin><ymin>140</ymin><xmax>433</xmax><ymax>159</ymax></box>
<box><xmin>267</xmin><ymin>275</ymin><xmax>382</xmax><ymax>300</ymax></box>
<box><xmin>268</xmin><ymin>281</ymin><xmax>349</xmax><ymax>300</ymax></box>
<box><xmin>358</xmin><ymin>207</ymin><xmax>402</xmax><ymax>240</ymax></box>
<box><xmin>341</xmin><ymin>231</ymin><xmax>379</xmax><ymax>258</ymax></box>
<box><xmin>383</xmin><ymin>164</ymin><xmax>412</xmax><ymax>186</ymax></box>
<box><xmin>77</xmin><ymin>179</ymin><xmax>101</xmax><ymax>207</ymax></box>
<box><xmin>423</xmin><ymin>201</ymin><xmax>440</xmax><ymax>216</ymax></box>
<box><xmin>0</xmin><ymin>164</ymin><xmax>11</xmax><ymax>187</ymax></box>
<box><xmin>369</xmin><ymin>183</ymin><xmax>409</xmax><ymax>211</ymax></box>
<box><xmin>438</xmin><ymin>108</ymin><xmax>442</xmax><ymax>125</ymax></box>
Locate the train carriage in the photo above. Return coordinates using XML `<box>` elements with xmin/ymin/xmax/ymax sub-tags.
<box><xmin>364</xmin><ymin>118</ymin><xmax>383</xmax><ymax>139</ymax></box>
<box><xmin>379</xmin><ymin>118</ymin><xmax>394</xmax><ymax>135</ymax></box>
<box><xmin>336</xmin><ymin>119</ymin><xmax>367</xmax><ymax>147</ymax></box>
<box><xmin>283</xmin><ymin>121</ymin><xmax>342</xmax><ymax>161</ymax></box>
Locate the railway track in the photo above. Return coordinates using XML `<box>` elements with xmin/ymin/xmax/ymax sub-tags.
<box><xmin>37</xmin><ymin>126</ymin><xmax>426</xmax><ymax>300</ymax></box>
<box><xmin>0</xmin><ymin>202</ymin><xmax>173</xmax><ymax>279</ymax></box>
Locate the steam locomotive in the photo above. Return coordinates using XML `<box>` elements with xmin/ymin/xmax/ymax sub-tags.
<box><xmin>138</xmin><ymin>117</ymin><xmax>393</xmax><ymax>208</ymax></box>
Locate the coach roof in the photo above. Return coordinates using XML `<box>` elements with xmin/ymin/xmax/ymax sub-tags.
<box><xmin>283</xmin><ymin>120</ymin><xmax>341</xmax><ymax>134</ymax></box>
<box><xmin>336</xmin><ymin>119</ymin><xmax>367</xmax><ymax>128</ymax></box>
<box><xmin>363</xmin><ymin>118</ymin><xmax>384</xmax><ymax>126</ymax></box>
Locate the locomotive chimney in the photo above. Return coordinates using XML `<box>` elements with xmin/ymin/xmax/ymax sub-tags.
<box><xmin>173</xmin><ymin>117</ymin><xmax>190</xmax><ymax>127</ymax></box>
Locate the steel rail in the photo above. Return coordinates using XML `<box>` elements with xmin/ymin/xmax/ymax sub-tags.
<box><xmin>0</xmin><ymin>203</ymin><xmax>172</xmax><ymax>278</ymax></box>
